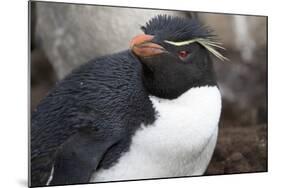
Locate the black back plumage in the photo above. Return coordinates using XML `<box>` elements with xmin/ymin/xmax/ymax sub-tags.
<box><xmin>31</xmin><ymin>51</ymin><xmax>155</xmax><ymax>186</ymax></box>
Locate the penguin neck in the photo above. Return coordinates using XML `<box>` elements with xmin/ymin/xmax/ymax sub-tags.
<box><xmin>142</xmin><ymin>62</ymin><xmax>217</xmax><ymax>100</ymax></box>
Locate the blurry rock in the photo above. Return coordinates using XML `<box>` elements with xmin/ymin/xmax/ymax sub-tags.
<box><xmin>206</xmin><ymin>125</ymin><xmax>267</xmax><ymax>175</ymax></box>
<box><xmin>213</xmin><ymin>50</ymin><xmax>267</xmax><ymax>126</ymax></box>
<box><xmin>225</xmin><ymin>152</ymin><xmax>251</xmax><ymax>173</ymax></box>
<box><xmin>31</xmin><ymin>49</ymin><xmax>56</xmax><ymax>110</ymax></box>
<box><xmin>34</xmin><ymin>2</ymin><xmax>187</xmax><ymax>79</ymax></box>
<box><xmin>227</xmin><ymin>152</ymin><xmax>244</xmax><ymax>162</ymax></box>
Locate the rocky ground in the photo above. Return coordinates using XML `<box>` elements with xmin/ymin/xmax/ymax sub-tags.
<box><xmin>206</xmin><ymin>123</ymin><xmax>267</xmax><ymax>175</ymax></box>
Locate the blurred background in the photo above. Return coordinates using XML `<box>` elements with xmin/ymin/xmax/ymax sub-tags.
<box><xmin>30</xmin><ymin>2</ymin><xmax>267</xmax><ymax>176</ymax></box>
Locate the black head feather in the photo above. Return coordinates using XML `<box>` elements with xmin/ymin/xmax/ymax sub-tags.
<box><xmin>141</xmin><ymin>15</ymin><xmax>214</xmax><ymax>42</ymax></box>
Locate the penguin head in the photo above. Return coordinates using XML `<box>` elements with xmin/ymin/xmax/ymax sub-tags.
<box><xmin>130</xmin><ymin>15</ymin><xmax>227</xmax><ymax>99</ymax></box>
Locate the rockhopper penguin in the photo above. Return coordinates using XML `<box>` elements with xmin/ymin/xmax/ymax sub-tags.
<box><xmin>31</xmin><ymin>15</ymin><xmax>226</xmax><ymax>187</ymax></box>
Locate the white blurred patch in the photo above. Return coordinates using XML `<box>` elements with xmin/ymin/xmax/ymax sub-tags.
<box><xmin>233</xmin><ymin>16</ymin><xmax>256</xmax><ymax>62</ymax></box>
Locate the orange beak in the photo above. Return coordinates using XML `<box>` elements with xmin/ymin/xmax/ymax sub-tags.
<box><xmin>130</xmin><ymin>34</ymin><xmax>165</xmax><ymax>57</ymax></box>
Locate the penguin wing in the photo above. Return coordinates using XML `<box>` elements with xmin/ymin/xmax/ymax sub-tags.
<box><xmin>49</xmin><ymin>126</ymin><xmax>119</xmax><ymax>186</ymax></box>
<box><xmin>31</xmin><ymin>51</ymin><xmax>147</xmax><ymax>186</ymax></box>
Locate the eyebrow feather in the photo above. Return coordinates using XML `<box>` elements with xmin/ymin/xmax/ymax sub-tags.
<box><xmin>164</xmin><ymin>38</ymin><xmax>229</xmax><ymax>61</ymax></box>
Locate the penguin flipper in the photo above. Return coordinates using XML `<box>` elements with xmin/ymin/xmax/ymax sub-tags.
<box><xmin>49</xmin><ymin>127</ymin><xmax>117</xmax><ymax>185</ymax></box>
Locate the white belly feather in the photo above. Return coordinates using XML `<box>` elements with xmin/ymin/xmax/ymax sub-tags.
<box><xmin>91</xmin><ymin>86</ymin><xmax>221</xmax><ymax>182</ymax></box>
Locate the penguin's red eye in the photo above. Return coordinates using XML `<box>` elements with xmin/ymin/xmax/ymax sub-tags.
<box><xmin>178</xmin><ymin>50</ymin><xmax>189</xmax><ymax>58</ymax></box>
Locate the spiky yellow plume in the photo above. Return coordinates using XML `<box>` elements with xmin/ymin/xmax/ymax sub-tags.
<box><xmin>164</xmin><ymin>38</ymin><xmax>229</xmax><ymax>61</ymax></box>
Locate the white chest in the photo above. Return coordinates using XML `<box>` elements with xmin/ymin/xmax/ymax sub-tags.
<box><xmin>91</xmin><ymin>86</ymin><xmax>221</xmax><ymax>182</ymax></box>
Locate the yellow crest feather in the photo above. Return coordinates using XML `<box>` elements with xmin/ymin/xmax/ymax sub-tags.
<box><xmin>164</xmin><ymin>38</ymin><xmax>229</xmax><ymax>61</ymax></box>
